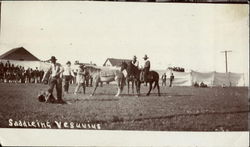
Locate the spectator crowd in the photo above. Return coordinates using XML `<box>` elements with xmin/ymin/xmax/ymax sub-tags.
<box><xmin>0</xmin><ymin>61</ymin><xmax>44</xmax><ymax>83</ymax></box>
<box><xmin>168</xmin><ymin>67</ymin><xmax>185</xmax><ymax>72</ymax></box>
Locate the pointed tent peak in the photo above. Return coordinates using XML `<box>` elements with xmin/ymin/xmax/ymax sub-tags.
<box><xmin>0</xmin><ymin>47</ymin><xmax>40</xmax><ymax>61</ymax></box>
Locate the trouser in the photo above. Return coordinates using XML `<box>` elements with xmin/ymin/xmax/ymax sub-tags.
<box><xmin>63</xmin><ymin>75</ymin><xmax>71</xmax><ymax>92</ymax></box>
<box><xmin>143</xmin><ymin>67</ymin><xmax>150</xmax><ymax>82</ymax></box>
<box><xmin>162</xmin><ymin>80</ymin><xmax>166</xmax><ymax>86</ymax></box>
<box><xmin>48</xmin><ymin>77</ymin><xmax>62</xmax><ymax>100</ymax></box>
<box><xmin>170</xmin><ymin>79</ymin><xmax>173</xmax><ymax>87</ymax></box>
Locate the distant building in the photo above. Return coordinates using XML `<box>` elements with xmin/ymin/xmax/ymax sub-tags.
<box><xmin>0</xmin><ymin>46</ymin><xmax>43</xmax><ymax>69</ymax></box>
<box><xmin>103</xmin><ymin>58</ymin><xmax>131</xmax><ymax>67</ymax></box>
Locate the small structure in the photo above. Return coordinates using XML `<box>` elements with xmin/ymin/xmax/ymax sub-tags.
<box><xmin>103</xmin><ymin>58</ymin><xmax>131</xmax><ymax>67</ymax></box>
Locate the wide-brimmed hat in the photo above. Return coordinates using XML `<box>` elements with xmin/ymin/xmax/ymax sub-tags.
<box><xmin>66</xmin><ymin>61</ymin><xmax>71</xmax><ymax>65</ymax></box>
<box><xmin>74</xmin><ymin>60</ymin><xmax>79</xmax><ymax>65</ymax></box>
<box><xmin>50</xmin><ymin>56</ymin><xmax>57</xmax><ymax>61</ymax></box>
<box><xmin>143</xmin><ymin>55</ymin><xmax>149</xmax><ymax>60</ymax></box>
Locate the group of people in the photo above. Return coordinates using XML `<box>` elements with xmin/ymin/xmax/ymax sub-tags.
<box><xmin>194</xmin><ymin>81</ymin><xmax>208</xmax><ymax>88</ymax></box>
<box><xmin>161</xmin><ymin>73</ymin><xmax>174</xmax><ymax>87</ymax></box>
<box><xmin>63</xmin><ymin>60</ymin><xmax>92</xmax><ymax>95</ymax></box>
<box><xmin>40</xmin><ymin>54</ymin><xmax>153</xmax><ymax>103</ymax></box>
<box><xmin>168</xmin><ymin>67</ymin><xmax>185</xmax><ymax>72</ymax></box>
<box><xmin>131</xmin><ymin>54</ymin><xmax>150</xmax><ymax>82</ymax></box>
<box><xmin>0</xmin><ymin>61</ymin><xmax>44</xmax><ymax>83</ymax></box>
<box><xmin>41</xmin><ymin>56</ymin><xmax>93</xmax><ymax>103</ymax></box>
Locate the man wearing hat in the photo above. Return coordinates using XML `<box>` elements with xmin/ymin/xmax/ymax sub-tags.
<box><xmin>42</xmin><ymin>56</ymin><xmax>65</xmax><ymax>104</ymax></box>
<box><xmin>142</xmin><ymin>55</ymin><xmax>150</xmax><ymax>82</ymax></box>
<box><xmin>63</xmin><ymin>61</ymin><xmax>75</xmax><ymax>94</ymax></box>
<box><xmin>131</xmin><ymin>55</ymin><xmax>139</xmax><ymax>68</ymax></box>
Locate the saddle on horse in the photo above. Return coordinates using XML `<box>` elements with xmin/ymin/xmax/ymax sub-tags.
<box><xmin>140</xmin><ymin>71</ymin><xmax>152</xmax><ymax>82</ymax></box>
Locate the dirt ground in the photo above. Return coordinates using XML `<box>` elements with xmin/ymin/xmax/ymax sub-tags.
<box><xmin>0</xmin><ymin>83</ymin><xmax>248</xmax><ymax>131</ymax></box>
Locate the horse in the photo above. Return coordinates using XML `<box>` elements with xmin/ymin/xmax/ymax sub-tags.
<box><xmin>126</xmin><ymin>74</ymin><xmax>135</xmax><ymax>94</ymax></box>
<box><xmin>84</xmin><ymin>65</ymin><xmax>126</xmax><ymax>97</ymax></box>
<box><xmin>120</xmin><ymin>61</ymin><xmax>160</xmax><ymax>96</ymax></box>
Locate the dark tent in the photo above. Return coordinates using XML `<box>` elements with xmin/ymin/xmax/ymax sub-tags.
<box><xmin>0</xmin><ymin>47</ymin><xmax>40</xmax><ymax>61</ymax></box>
<box><xmin>0</xmin><ymin>47</ymin><xmax>42</xmax><ymax>69</ymax></box>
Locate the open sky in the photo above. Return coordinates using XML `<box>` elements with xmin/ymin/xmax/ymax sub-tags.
<box><xmin>0</xmin><ymin>1</ymin><xmax>248</xmax><ymax>73</ymax></box>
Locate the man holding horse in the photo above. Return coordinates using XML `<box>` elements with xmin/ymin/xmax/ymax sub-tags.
<box><xmin>42</xmin><ymin>56</ymin><xmax>66</xmax><ymax>104</ymax></box>
<box><xmin>132</xmin><ymin>55</ymin><xmax>139</xmax><ymax>68</ymax></box>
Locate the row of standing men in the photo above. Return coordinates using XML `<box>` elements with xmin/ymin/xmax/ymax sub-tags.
<box><xmin>0</xmin><ymin>61</ymin><xmax>44</xmax><ymax>83</ymax></box>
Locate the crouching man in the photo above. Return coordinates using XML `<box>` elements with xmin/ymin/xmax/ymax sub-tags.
<box><xmin>42</xmin><ymin>56</ymin><xmax>65</xmax><ymax>104</ymax></box>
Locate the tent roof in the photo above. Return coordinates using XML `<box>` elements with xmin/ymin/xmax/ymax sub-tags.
<box><xmin>103</xmin><ymin>58</ymin><xmax>132</xmax><ymax>67</ymax></box>
<box><xmin>0</xmin><ymin>47</ymin><xmax>40</xmax><ymax>61</ymax></box>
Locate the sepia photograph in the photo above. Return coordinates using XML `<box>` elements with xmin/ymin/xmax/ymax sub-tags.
<box><xmin>0</xmin><ymin>1</ymin><xmax>249</xmax><ymax>146</ymax></box>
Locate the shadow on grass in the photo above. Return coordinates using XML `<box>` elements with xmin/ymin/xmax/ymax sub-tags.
<box><xmin>159</xmin><ymin>93</ymin><xmax>193</xmax><ymax>97</ymax></box>
<box><xmin>80</xmin><ymin>98</ymin><xmax>120</xmax><ymax>102</ymax></box>
<box><xmin>127</xmin><ymin>93</ymin><xmax>193</xmax><ymax>97</ymax></box>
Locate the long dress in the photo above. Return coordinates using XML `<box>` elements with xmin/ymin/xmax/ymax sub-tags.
<box><xmin>74</xmin><ymin>66</ymin><xmax>86</xmax><ymax>94</ymax></box>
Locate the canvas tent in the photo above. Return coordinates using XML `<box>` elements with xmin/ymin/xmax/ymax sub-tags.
<box><xmin>0</xmin><ymin>47</ymin><xmax>42</xmax><ymax>69</ymax></box>
<box><xmin>161</xmin><ymin>70</ymin><xmax>247</xmax><ymax>87</ymax></box>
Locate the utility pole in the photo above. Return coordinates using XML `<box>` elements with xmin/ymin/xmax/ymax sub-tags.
<box><xmin>220</xmin><ymin>50</ymin><xmax>232</xmax><ymax>73</ymax></box>
<box><xmin>0</xmin><ymin>1</ymin><xmax>1</xmax><ymax>35</ymax></box>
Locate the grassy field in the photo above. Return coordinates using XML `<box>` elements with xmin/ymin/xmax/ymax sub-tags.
<box><xmin>0</xmin><ymin>83</ymin><xmax>248</xmax><ymax>131</ymax></box>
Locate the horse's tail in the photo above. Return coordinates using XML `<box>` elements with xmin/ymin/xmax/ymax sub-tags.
<box><xmin>153</xmin><ymin>80</ymin><xmax>158</xmax><ymax>89</ymax></box>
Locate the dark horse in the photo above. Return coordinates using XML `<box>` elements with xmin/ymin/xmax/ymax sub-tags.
<box><xmin>121</xmin><ymin>61</ymin><xmax>160</xmax><ymax>96</ymax></box>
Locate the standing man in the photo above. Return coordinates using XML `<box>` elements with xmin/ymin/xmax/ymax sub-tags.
<box><xmin>131</xmin><ymin>55</ymin><xmax>139</xmax><ymax>68</ymax></box>
<box><xmin>170</xmin><ymin>73</ymin><xmax>174</xmax><ymax>87</ymax></box>
<box><xmin>63</xmin><ymin>61</ymin><xmax>75</xmax><ymax>94</ymax></box>
<box><xmin>161</xmin><ymin>73</ymin><xmax>167</xmax><ymax>86</ymax></box>
<box><xmin>34</xmin><ymin>67</ymin><xmax>39</xmax><ymax>83</ymax></box>
<box><xmin>42</xmin><ymin>56</ymin><xmax>65</xmax><ymax>104</ymax></box>
<box><xmin>142</xmin><ymin>55</ymin><xmax>150</xmax><ymax>82</ymax></box>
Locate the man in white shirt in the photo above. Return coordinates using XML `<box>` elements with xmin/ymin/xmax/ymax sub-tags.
<box><xmin>142</xmin><ymin>55</ymin><xmax>150</xmax><ymax>82</ymax></box>
<box><xmin>63</xmin><ymin>61</ymin><xmax>75</xmax><ymax>94</ymax></box>
<box><xmin>131</xmin><ymin>55</ymin><xmax>139</xmax><ymax>68</ymax></box>
<box><xmin>42</xmin><ymin>56</ymin><xmax>65</xmax><ymax>104</ymax></box>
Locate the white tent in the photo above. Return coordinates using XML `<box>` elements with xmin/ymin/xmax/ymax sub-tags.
<box><xmin>160</xmin><ymin>70</ymin><xmax>247</xmax><ymax>87</ymax></box>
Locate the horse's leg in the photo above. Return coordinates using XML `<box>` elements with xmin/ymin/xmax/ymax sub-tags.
<box><xmin>155</xmin><ymin>80</ymin><xmax>160</xmax><ymax>96</ymax></box>
<box><xmin>115</xmin><ymin>79</ymin><xmax>121</xmax><ymax>97</ymax></box>
<box><xmin>157</xmin><ymin>82</ymin><xmax>160</xmax><ymax>96</ymax></box>
<box><xmin>132</xmin><ymin>80</ymin><xmax>134</xmax><ymax>94</ymax></box>
<box><xmin>83</xmin><ymin>82</ymin><xmax>86</xmax><ymax>94</ymax></box>
<box><xmin>90</xmin><ymin>78</ymin><xmax>99</xmax><ymax>96</ymax></box>
<box><xmin>139</xmin><ymin>81</ymin><xmax>141</xmax><ymax>96</ymax></box>
<box><xmin>115</xmin><ymin>88</ymin><xmax>121</xmax><ymax>97</ymax></box>
<box><xmin>136</xmin><ymin>80</ymin><xmax>140</xmax><ymax>97</ymax></box>
<box><xmin>127</xmin><ymin>79</ymin><xmax>130</xmax><ymax>94</ymax></box>
<box><xmin>146</xmin><ymin>82</ymin><xmax>153</xmax><ymax>96</ymax></box>
<box><xmin>121</xmin><ymin>77</ymin><xmax>125</xmax><ymax>94</ymax></box>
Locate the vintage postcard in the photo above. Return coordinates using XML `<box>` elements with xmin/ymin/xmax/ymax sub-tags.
<box><xmin>0</xmin><ymin>1</ymin><xmax>248</xmax><ymax>146</ymax></box>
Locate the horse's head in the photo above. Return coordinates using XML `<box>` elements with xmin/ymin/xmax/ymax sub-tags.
<box><xmin>120</xmin><ymin>61</ymin><xmax>128</xmax><ymax>71</ymax></box>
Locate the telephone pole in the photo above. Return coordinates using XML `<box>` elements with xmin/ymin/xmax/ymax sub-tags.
<box><xmin>220</xmin><ymin>50</ymin><xmax>232</xmax><ymax>73</ymax></box>
<box><xmin>0</xmin><ymin>2</ymin><xmax>1</xmax><ymax>35</ymax></box>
